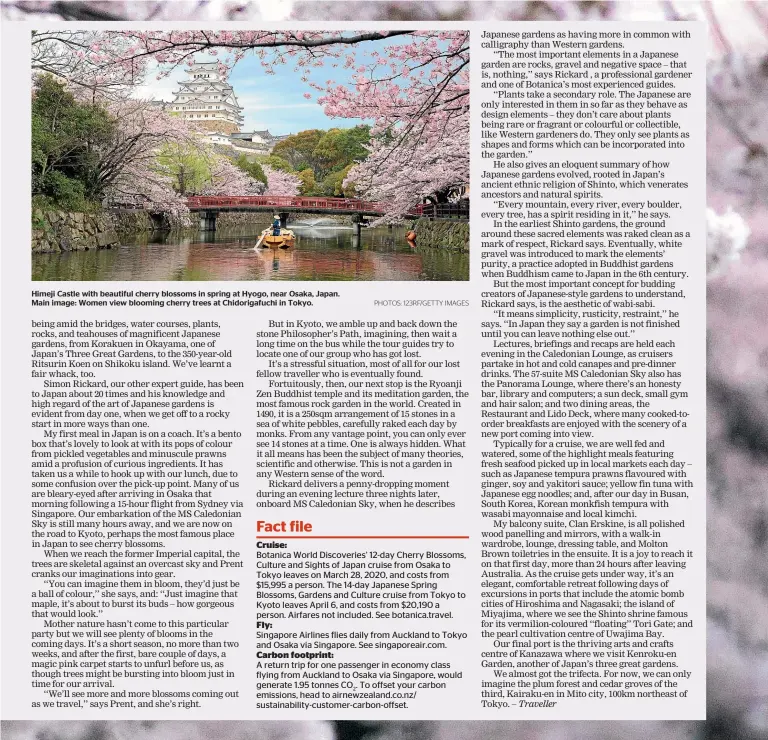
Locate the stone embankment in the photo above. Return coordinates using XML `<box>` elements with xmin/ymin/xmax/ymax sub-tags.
<box><xmin>31</xmin><ymin>209</ymin><xmax>159</xmax><ymax>253</ymax></box>
<box><xmin>409</xmin><ymin>217</ymin><xmax>469</xmax><ymax>251</ymax></box>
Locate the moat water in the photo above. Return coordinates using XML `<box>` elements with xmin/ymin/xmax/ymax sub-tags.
<box><xmin>32</xmin><ymin>222</ymin><xmax>468</xmax><ymax>282</ymax></box>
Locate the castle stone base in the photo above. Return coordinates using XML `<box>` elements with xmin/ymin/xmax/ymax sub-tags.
<box><xmin>196</xmin><ymin>120</ymin><xmax>239</xmax><ymax>135</ymax></box>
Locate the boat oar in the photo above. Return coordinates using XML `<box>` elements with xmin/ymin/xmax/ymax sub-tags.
<box><xmin>254</xmin><ymin>230</ymin><xmax>267</xmax><ymax>249</ymax></box>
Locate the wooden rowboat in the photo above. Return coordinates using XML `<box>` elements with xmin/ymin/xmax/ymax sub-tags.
<box><xmin>255</xmin><ymin>227</ymin><xmax>295</xmax><ymax>249</ymax></box>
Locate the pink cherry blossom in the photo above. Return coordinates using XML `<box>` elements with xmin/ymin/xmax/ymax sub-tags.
<box><xmin>263</xmin><ymin>165</ymin><xmax>301</xmax><ymax>196</ymax></box>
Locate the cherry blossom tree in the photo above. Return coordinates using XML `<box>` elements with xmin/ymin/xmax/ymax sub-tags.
<box><xmin>101</xmin><ymin>103</ymin><xmax>267</xmax><ymax>219</ymax></box>
<box><xmin>5</xmin><ymin>0</ymin><xmax>767</xmax><ymax>37</ymax></box>
<box><xmin>97</xmin><ymin>100</ymin><xmax>201</xmax><ymax>224</ymax></box>
<box><xmin>31</xmin><ymin>30</ymin><xmax>149</xmax><ymax>100</ymax></box>
<box><xmin>4</xmin><ymin>1</ymin><xmax>294</xmax><ymax>21</ymax></box>
<box><xmin>344</xmin><ymin>111</ymin><xmax>468</xmax><ymax>222</ymax></box>
<box><xmin>35</xmin><ymin>30</ymin><xmax>417</xmax><ymax>87</ymax></box>
<box><xmin>707</xmin><ymin>207</ymin><xmax>750</xmax><ymax>276</ymax></box>
<box><xmin>263</xmin><ymin>165</ymin><xmax>301</xmax><ymax>196</ymax></box>
<box><xmin>314</xmin><ymin>31</ymin><xmax>469</xmax><ymax>221</ymax></box>
<box><xmin>199</xmin><ymin>155</ymin><xmax>266</xmax><ymax>196</ymax></box>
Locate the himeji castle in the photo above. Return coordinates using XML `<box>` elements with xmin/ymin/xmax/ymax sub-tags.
<box><xmin>169</xmin><ymin>62</ymin><xmax>244</xmax><ymax>134</ymax></box>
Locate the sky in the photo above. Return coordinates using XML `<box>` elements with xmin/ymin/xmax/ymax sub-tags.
<box><xmin>132</xmin><ymin>40</ymin><xmax>383</xmax><ymax>135</ymax></box>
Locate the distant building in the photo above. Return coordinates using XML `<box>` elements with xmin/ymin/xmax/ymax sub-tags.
<box><xmin>205</xmin><ymin>129</ymin><xmax>288</xmax><ymax>156</ymax></box>
<box><xmin>168</xmin><ymin>62</ymin><xmax>244</xmax><ymax>135</ymax></box>
<box><xmin>230</xmin><ymin>131</ymin><xmax>271</xmax><ymax>146</ymax></box>
<box><xmin>228</xmin><ymin>130</ymin><xmax>286</xmax><ymax>152</ymax></box>
<box><xmin>207</xmin><ymin>133</ymin><xmax>233</xmax><ymax>146</ymax></box>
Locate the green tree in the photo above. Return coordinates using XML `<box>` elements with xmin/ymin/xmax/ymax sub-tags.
<box><xmin>155</xmin><ymin>142</ymin><xmax>212</xmax><ymax>195</ymax></box>
<box><xmin>320</xmin><ymin>163</ymin><xmax>356</xmax><ymax>197</ymax></box>
<box><xmin>258</xmin><ymin>154</ymin><xmax>293</xmax><ymax>173</ymax></box>
<box><xmin>271</xmin><ymin>126</ymin><xmax>370</xmax><ymax>185</ymax></box>
<box><xmin>31</xmin><ymin>74</ymin><xmax>115</xmax><ymax>210</ymax></box>
<box><xmin>338</xmin><ymin>125</ymin><xmax>371</xmax><ymax>162</ymax></box>
<box><xmin>272</xmin><ymin>129</ymin><xmax>324</xmax><ymax>172</ymax></box>
<box><xmin>314</xmin><ymin>125</ymin><xmax>370</xmax><ymax>175</ymax></box>
<box><xmin>297</xmin><ymin>168</ymin><xmax>316</xmax><ymax>195</ymax></box>
<box><xmin>234</xmin><ymin>153</ymin><xmax>267</xmax><ymax>186</ymax></box>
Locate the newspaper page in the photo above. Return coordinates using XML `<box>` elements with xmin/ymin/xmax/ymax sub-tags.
<box><xmin>6</xmin><ymin>0</ymin><xmax>746</xmax><ymax>736</ymax></box>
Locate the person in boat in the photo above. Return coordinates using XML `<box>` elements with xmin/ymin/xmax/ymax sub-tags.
<box><xmin>272</xmin><ymin>215</ymin><xmax>281</xmax><ymax>236</ymax></box>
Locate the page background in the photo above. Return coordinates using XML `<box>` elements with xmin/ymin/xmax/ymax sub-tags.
<box><xmin>2</xmin><ymin>10</ymin><xmax>711</xmax><ymax>728</ymax></box>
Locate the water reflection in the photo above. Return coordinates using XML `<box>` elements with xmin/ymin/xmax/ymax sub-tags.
<box><xmin>32</xmin><ymin>224</ymin><xmax>469</xmax><ymax>282</ymax></box>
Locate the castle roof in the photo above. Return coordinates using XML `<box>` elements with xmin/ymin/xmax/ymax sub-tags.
<box><xmin>231</xmin><ymin>130</ymin><xmax>278</xmax><ymax>140</ymax></box>
<box><xmin>178</xmin><ymin>81</ymin><xmax>228</xmax><ymax>91</ymax></box>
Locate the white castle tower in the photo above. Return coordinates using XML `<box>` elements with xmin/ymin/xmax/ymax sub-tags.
<box><xmin>169</xmin><ymin>62</ymin><xmax>244</xmax><ymax>134</ymax></box>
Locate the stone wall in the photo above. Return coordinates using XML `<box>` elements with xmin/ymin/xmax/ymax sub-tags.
<box><xmin>31</xmin><ymin>209</ymin><xmax>161</xmax><ymax>253</ymax></box>
<box><xmin>110</xmin><ymin>209</ymin><xmax>159</xmax><ymax>235</ymax></box>
<box><xmin>410</xmin><ymin>217</ymin><xmax>469</xmax><ymax>251</ymax></box>
<box><xmin>32</xmin><ymin>209</ymin><xmax>120</xmax><ymax>253</ymax></box>
<box><xmin>197</xmin><ymin>120</ymin><xmax>238</xmax><ymax>135</ymax></box>
<box><xmin>215</xmin><ymin>212</ymin><xmax>273</xmax><ymax>229</ymax></box>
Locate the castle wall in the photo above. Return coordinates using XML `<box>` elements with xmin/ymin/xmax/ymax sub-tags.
<box><xmin>195</xmin><ymin>120</ymin><xmax>240</xmax><ymax>135</ymax></box>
